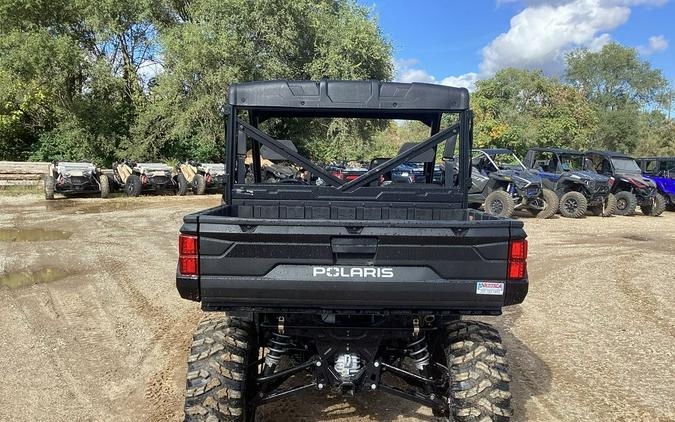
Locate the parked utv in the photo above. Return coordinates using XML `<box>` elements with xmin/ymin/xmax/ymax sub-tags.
<box><xmin>244</xmin><ymin>139</ymin><xmax>300</xmax><ymax>183</ymax></box>
<box><xmin>112</xmin><ymin>160</ymin><xmax>176</xmax><ymax>197</ymax></box>
<box><xmin>584</xmin><ymin>151</ymin><xmax>665</xmax><ymax>216</ymax></box>
<box><xmin>44</xmin><ymin>161</ymin><xmax>110</xmax><ymax>200</ymax></box>
<box><xmin>177</xmin><ymin>80</ymin><xmax>529</xmax><ymax>422</ymax></box>
<box><xmin>176</xmin><ymin>161</ymin><xmax>226</xmax><ymax>195</ymax></box>
<box><xmin>523</xmin><ymin>148</ymin><xmax>616</xmax><ymax>218</ymax></box>
<box><xmin>469</xmin><ymin>148</ymin><xmax>558</xmax><ymax>218</ymax></box>
<box><xmin>636</xmin><ymin>156</ymin><xmax>675</xmax><ymax>211</ymax></box>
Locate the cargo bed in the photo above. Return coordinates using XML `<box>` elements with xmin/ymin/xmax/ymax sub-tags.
<box><xmin>177</xmin><ymin>204</ymin><xmax>528</xmax><ymax>314</ymax></box>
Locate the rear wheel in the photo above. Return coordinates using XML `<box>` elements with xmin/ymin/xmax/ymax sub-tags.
<box><xmin>124</xmin><ymin>174</ymin><xmax>142</xmax><ymax>197</ymax></box>
<box><xmin>184</xmin><ymin>315</ymin><xmax>257</xmax><ymax>422</ymax></box>
<box><xmin>44</xmin><ymin>175</ymin><xmax>55</xmax><ymax>200</ymax></box>
<box><xmin>192</xmin><ymin>174</ymin><xmax>207</xmax><ymax>195</ymax></box>
<box><xmin>442</xmin><ymin>320</ymin><xmax>512</xmax><ymax>421</ymax></box>
<box><xmin>559</xmin><ymin>191</ymin><xmax>587</xmax><ymax>218</ymax></box>
<box><xmin>614</xmin><ymin>191</ymin><xmax>637</xmax><ymax>216</ymax></box>
<box><xmin>532</xmin><ymin>188</ymin><xmax>558</xmax><ymax>219</ymax></box>
<box><xmin>176</xmin><ymin>173</ymin><xmax>189</xmax><ymax>196</ymax></box>
<box><xmin>641</xmin><ymin>193</ymin><xmax>666</xmax><ymax>216</ymax></box>
<box><xmin>99</xmin><ymin>174</ymin><xmax>110</xmax><ymax>198</ymax></box>
<box><xmin>484</xmin><ymin>190</ymin><xmax>515</xmax><ymax>218</ymax></box>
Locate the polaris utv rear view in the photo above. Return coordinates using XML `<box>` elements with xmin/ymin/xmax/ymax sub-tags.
<box><xmin>524</xmin><ymin>148</ymin><xmax>616</xmax><ymax>218</ymax></box>
<box><xmin>177</xmin><ymin>80</ymin><xmax>529</xmax><ymax>422</ymax></box>
<box><xmin>43</xmin><ymin>161</ymin><xmax>110</xmax><ymax>200</ymax></box>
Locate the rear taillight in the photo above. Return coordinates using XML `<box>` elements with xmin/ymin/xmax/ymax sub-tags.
<box><xmin>179</xmin><ymin>234</ymin><xmax>198</xmax><ymax>277</ymax></box>
<box><xmin>507</xmin><ymin>239</ymin><xmax>528</xmax><ymax>280</ymax></box>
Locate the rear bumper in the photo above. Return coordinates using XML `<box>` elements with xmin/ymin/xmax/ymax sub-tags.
<box><xmin>177</xmin><ymin>271</ymin><xmax>528</xmax><ymax>314</ymax></box>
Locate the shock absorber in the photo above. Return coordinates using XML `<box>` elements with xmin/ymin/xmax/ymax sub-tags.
<box><xmin>407</xmin><ymin>335</ymin><xmax>431</xmax><ymax>371</ymax></box>
<box><xmin>263</xmin><ymin>332</ymin><xmax>292</xmax><ymax>375</ymax></box>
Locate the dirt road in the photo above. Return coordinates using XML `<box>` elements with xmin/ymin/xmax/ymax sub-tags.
<box><xmin>1</xmin><ymin>194</ymin><xmax>674</xmax><ymax>422</ymax></box>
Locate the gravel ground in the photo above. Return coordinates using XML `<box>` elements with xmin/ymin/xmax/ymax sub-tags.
<box><xmin>0</xmin><ymin>194</ymin><xmax>673</xmax><ymax>422</ymax></box>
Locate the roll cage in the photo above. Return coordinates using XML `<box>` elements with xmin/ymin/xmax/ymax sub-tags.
<box><xmin>223</xmin><ymin>80</ymin><xmax>472</xmax><ymax>208</ymax></box>
<box><xmin>472</xmin><ymin>149</ymin><xmax>526</xmax><ymax>172</ymax></box>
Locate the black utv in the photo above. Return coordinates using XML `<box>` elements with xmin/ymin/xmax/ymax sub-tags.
<box><xmin>469</xmin><ymin>148</ymin><xmax>558</xmax><ymax>218</ymax></box>
<box><xmin>523</xmin><ymin>148</ymin><xmax>616</xmax><ymax>218</ymax></box>
<box><xmin>43</xmin><ymin>161</ymin><xmax>110</xmax><ymax>200</ymax></box>
<box><xmin>584</xmin><ymin>151</ymin><xmax>666</xmax><ymax>216</ymax></box>
<box><xmin>177</xmin><ymin>80</ymin><xmax>529</xmax><ymax>422</ymax></box>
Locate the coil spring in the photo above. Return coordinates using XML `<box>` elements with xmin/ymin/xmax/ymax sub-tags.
<box><xmin>407</xmin><ymin>335</ymin><xmax>431</xmax><ymax>370</ymax></box>
<box><xmin>264</xmin><ymin>332</ymin><xmax>292</xmax><ymax>367</ymax></box>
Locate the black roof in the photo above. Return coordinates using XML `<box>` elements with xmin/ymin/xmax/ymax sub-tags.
<box><xmin>636</xmin><ymin>156</ymin><xmax>675</xmax><ymax>160</ymax></box>
<box><xmin>528</xmin><ymin>147</ymin><xmax>582</xmax><ymax>155</ymax></box>
<box><xmin>228</xmin><ymin>80</ymin><xmax>469</xmax><ymax>121</ymax></box>
<box><xmin>586</xmin><ymin>150</ymin><xmax>634</xmax><ymax>159</ymax></box>
<box><xmin>474</xmin><ymin>148</ymin><xmax>514</xmax><ymax>155</ymax></box>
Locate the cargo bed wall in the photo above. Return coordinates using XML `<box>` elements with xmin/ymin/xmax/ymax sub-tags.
<box><xmin>198</xmin><ymin>202</ymin><xmax>501</xmax><ymax>222</ymax></box>
<box><xmin>181</xmin><ymin>205</ymin><xmax>526</xmax><ymax>313</ymax></box>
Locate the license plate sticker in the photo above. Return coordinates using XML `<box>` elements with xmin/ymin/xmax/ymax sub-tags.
<box><xmin>476</xmin><ymin>282</ymin><xmax>504</xmax><ymax>295</ymax></box>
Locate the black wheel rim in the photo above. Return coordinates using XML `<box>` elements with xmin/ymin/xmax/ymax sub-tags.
<box><xmin>617</xmin><ymin>198</ymin><xmax>626</xmax><ymax>210</ymax></box>
<box><xmin>563</xmin><ymin>198</ymin><xmax>578</xmax><ymax>213</ymax></box>
<box><xmin>490</xmin><ymin>199</ymin><xmax>504</xmax><ymax>214</ymax></box>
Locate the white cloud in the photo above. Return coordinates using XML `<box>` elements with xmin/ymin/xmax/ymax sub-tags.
<box><xmin>638</xmin><ymin>35</ymin><xmax>669</xmax><ymax>55</ymax></box>
<box><xmin>440</xmin><ymin>74</ymin><xmax>479</xmax><ymax>91</ymax></box>
<box><xmin>394</xmin><ymin>0</ymin><xmax>667</xmax><ymax>91</ymax></box>
<box><xmin>480</xmin><ymin>0</ymin><xmax>667</xmax><ymax>76</ymax></box>
<box><xmin>395</xmin><ymin>59</ymin><xmax>478</xmax><ymax>91</ymax></box>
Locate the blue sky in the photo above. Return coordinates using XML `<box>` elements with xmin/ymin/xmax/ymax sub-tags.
<box><xmin>360</xmin><ymin>0</ymin><xmax>675</xmax><ymax>89</ymax></box>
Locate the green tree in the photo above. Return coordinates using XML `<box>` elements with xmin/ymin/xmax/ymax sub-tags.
<box><xmin>133</xmin><ymin>0</ymin><xmax>393</xmax><ymax>162</ymax></box>
<box><xmin>472</xmin><ymin>68</ymin><xmax>598</xmax><ymax>156</ymax></box>
<box><xmin>633</xmin><ymin>110</ymin><xmax>675</xmax><ymax>156</ymax></box>
<box><xmin>0</xmin><ymin>0</ymin><xmax>159</xmax><ymax>164</ymax></box>
<box><xmin>566</xmin><ymin>42</ymin><xmax>670</xmax><ymax>152</ymax></box>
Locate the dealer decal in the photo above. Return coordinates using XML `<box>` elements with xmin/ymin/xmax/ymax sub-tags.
<box><xmin>476</xmin><ymin>282</ymin><xmax>504</xmax><ymax>295</ymax></box>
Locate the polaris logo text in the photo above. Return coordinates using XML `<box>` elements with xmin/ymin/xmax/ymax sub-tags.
<box><xmin>312</xmin><ymin>267</ymin><xmax>394</xmax><ymax>278</ymax></box>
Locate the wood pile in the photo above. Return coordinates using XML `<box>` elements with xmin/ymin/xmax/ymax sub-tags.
<box><xmin>0</xmin><ymin>161</ymin><xmax>49</xmax><ymax>186</ymax></box>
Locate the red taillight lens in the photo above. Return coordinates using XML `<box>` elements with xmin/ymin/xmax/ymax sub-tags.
<box><xmin>179</xmin><ymin>256</ymin><xmax>198</xmax><ymax>276</ymax></box>
<box><xmin>507</xmin><ymin>260</ymin><xmax>526</xmax><ymax>280</ymax></box>
<box><xmin>507</xmin><ymin>239</ymin><xmax>528</xmax><ymax>280</ymax></box>
<box><xmin>509</xmin><ymin>239</ymin><xmax>528</xmax><ymax>260</ymax></box>
<box><xmin>179</xmin><ymin>234</ymin><xmax>198</xmax><ymax>276</ymax></box>
<box><xmin>179</xmin><ymin>234</ymin><xmax>198</xmax><ymax>255</ymax></box>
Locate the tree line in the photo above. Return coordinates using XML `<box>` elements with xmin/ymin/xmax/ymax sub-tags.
<box><xmin>0</xmin><ymin>0</ymin><xmax>672</xmax><ymax>166</ymax></box>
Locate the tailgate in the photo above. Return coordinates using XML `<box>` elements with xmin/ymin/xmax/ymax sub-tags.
<box><xmin>179</xmin><ymin>216</ymin><xmax>527</xmax><ymax>313</ymax></box>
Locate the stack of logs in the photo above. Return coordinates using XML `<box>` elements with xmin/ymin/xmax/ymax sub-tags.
<box><xmin>0</xmin><ymin>161</ymin><xmax>49</xmax><ymax>187</ymax></box>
